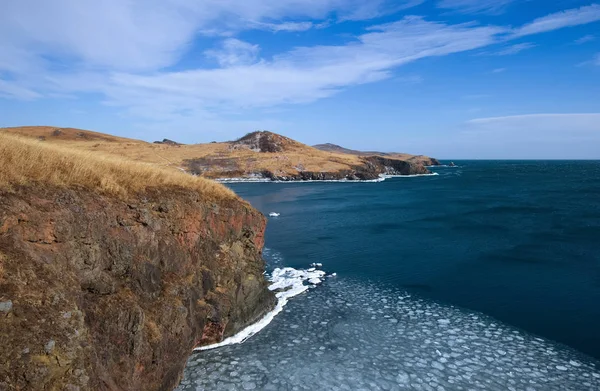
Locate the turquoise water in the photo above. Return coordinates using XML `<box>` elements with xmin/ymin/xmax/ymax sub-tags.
<box><xmin>178</xmin><ymin>161</ymin><xmax>600</xmax><ymax>390</ymax></box>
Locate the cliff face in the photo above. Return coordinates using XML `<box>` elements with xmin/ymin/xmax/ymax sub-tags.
<box><xmin>312</xmin><ymin>143</ymin><xmax>441</xmax><ymax>167</ymax></box>
<box><xmin>0</xmin><ymin>185</ymin><xmax>275</xmax><ymax>391</ymax></box>
<box><xmin>258</xmin><ymin>156</ymin><xmax>431</xmax><ymax>181</ymax></box>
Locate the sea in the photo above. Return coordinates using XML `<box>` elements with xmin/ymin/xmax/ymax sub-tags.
<box><xmin>178</xmin><ymin>161</ymin><xmax>600</xmax><ymax>391</ymax></box>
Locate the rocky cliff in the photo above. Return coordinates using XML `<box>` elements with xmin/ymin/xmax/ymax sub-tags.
<box><xmin>313</xmin><ymin>143</ymin><xmax>441</xmax><ymax>167</ymax></box>
<box><xmin>0</xmin><ymin>185</ymin><xmax>275</xmax><ymax>391</ymax></box>
<box><xmin>258</xmin><ymin>156</ymin><xmax>431</xmax><ymax>181</ymax></box>
<box><xmin>184</xmin><ymin>132</ymin><xmax>433</xmax><ymax>181</ymax></box>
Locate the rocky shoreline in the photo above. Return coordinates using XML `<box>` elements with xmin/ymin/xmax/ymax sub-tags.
<box><xmin>188</xmin><ymin>156</ymin><xmax>434</xmax><ymax>182</ymax></box>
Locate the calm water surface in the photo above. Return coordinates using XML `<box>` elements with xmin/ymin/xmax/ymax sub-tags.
<box><xmin>178</xmin><ymin>161</ymin><xmax>600</xmax><ymax>390</ymax></box>
<box><xmin>235</xmin><ymin>161</ymin><xmax>600</xmax><ymax>359</ymax></box>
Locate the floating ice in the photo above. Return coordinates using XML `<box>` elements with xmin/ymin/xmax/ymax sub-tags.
<box><xmin>380</xmin><ymin>172</ymin><xmax>440</xmax><ymax>179</ymax></box>
<box><xmin>216</xmin><ymin>174</ymin><xmax>439</xmax><ymax>183</ymax></box>
<box><xmin>195</xmin><ymin>266</ymin><xmax>326</xmax><ymax>352</ymax></box>
<box><xmin>268</xmin><ymin>212</ymin><xmax>280</xmax><ymax>217</ymax></box>
<box><xmin>180</xmin><ymin>277</ymin><xmax>600</xmax><ymax>390</ymax></box>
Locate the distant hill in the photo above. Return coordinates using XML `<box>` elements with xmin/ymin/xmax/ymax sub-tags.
<box><xmin>1</xmin><ymin>126</ymin><xmax>142</xmax><ymax>143</ymax></box>
<box><xmin>230</xmin><ymin>131</ymin><xmax>304</xmax><ymax>153</ymax></box>
<box><xmin>1</xmin><ymin>127</ymin><xmax>436</xmax><ymax>181</ymax></box>
<box><xmin>312</xmin><ymin>143</ymin><xmax>365</xmax><ymax>155</ymax></box>
<box><xmin>313</xmin><ymin>143</ymin><xmax>440</xmax><ymax>166</ymax></box>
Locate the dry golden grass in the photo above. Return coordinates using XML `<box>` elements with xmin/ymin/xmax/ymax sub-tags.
<box><xmin>1</xmin><ymin>126</ymin><xmax>143</xmax><ymax>143</ymax></box>
<box><xmin>1</xmin><ymin>126</ymin><xmax>431</xmax><ymax>180</ymax></box>
<box><xmin>1</xmin><ymin>126</ymin><xmax>366</xmax><ymax>177</ymax></box>
<box><xmin>0</xmin><ymin>133</ymin><xmax>237</xmax><ymax>201</ymax></box>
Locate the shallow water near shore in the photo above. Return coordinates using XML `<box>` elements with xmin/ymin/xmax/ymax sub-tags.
<box><xmin>178</xmin><ymin>252</ymin><xmax>600</xmax><ymax>391</ymax></box>
<box><xmin>178</xmin><ymin>161</ymin><xmax>600</xmax><ymax>390</ymax></box>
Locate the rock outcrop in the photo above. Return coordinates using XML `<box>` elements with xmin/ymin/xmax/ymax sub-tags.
<box><xmin>229</xmin><ymin>131</ymin><xmax>302</xmax><ymax>153</ymax></box>
<box><xmin>313</xmin><ymin>143</ymin><xmax>441</xmax><ymax>167</ymax></box>
<box><xmin>259</xmin><ymin>156</ymin><xmax>430</xmax><ymax>181</ymax></box>
<box><xmin>153</xmin><ymin>139</ymin><xmax>183</xmax><ymax>146</ymax></box>
<box><xmin>0</xmin><ymin>185</ymin><xmax>275</xmax><ymax>391</ymax></box>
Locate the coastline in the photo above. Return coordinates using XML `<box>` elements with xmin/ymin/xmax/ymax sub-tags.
<box><xmin>214</xmin><ymin>172</ymin><xmax>439</xmax><ymax>184</ymax></box>
<box><xmin>195</xmin><ymin>266</ymin><xmax>329</xmax><ymax>351</ymax></box>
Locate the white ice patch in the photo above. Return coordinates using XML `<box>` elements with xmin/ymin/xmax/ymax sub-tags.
<box><xmin>180</xmin><ymin>278</ymin><xmax>600</xmax><ymax>391</ymax></box>
<box><xmin>216</xmin><ymin>174</ymin><xmax>439</xmax><ymax>183</ymax></box>
<box><xmin>218</xmin><ymin>177</ymin><xmax>385</xmax><ymax>183</ymax></box>
<box><xmin>273</xmin><ymin>178</ymin><xmax>385</xmax><ymax>183</ymax></box>
<box><xmin>215</xmin><ymin>177</ymin><xmax>272</xmax><ymax>183</ymax></box>
<box><xmin>379</xmin><ymin>172</ymin><xmax>440</xmax><ymax>179</ymax></box>
<box><xmin>194</xmin><ymin>266</ymin><xmax>326</xmax><ymax>352</ymax></box>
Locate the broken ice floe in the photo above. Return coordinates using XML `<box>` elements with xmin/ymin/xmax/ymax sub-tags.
<box><xmin>194</xmin><ymin>266</ymin><xmax>327</xmax><ymax>352</ymax></box>
<box><xmin>180</xmin><ymin>277</ymin><xmax>599</xmax><ymax>390</ymax></box>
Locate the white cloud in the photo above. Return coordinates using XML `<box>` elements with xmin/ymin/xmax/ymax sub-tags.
<box><xmin>205</xmin><ymin>39</ymin><xmax>260</xmax><ymax>67</ymax></box>
<box><xmin>575</xmin><ymin>34</ymin><xmax>595</xmax><ymax>44</ymax></box>
<box><xmin>578</xmin><ymin>52</ymin><xmax>600</xmax><ymax>67</ymax></box>
<box><xmin>339</xmin><ymin>0</ymin><xmax>425</xmax><ymax>21</ymax></box>
<box><xmin>460</xmin><ymin>114</ymin><xmax>600</xmax><ymax>158</ymax></box>
<box><xmin>2</xmin><ymin>0</ymin><xmax>600</xmax><ymax>137</ymax></box>
<box><xmin>0</xmin><ymin>0</ymin><xmax>421</xmax><ymax>74</ymax></box>
<box><xmin>491</xmin><ymin>68</ymin><xmax>506</xmax><ymax>73</ymax></box>
<box><xmin>491</xmin><ymin>42</ymin><xmax>536</xmax><ymax>55</ymax></box>
<box><xmin>93</xmin><ymin>17</ymin><xmax>503</xmax><ymax>118</ymax></box>
<box><xmin>512</xmin><ymin>4</ymin><xmax>600</xmax><ymax>38</ymax></box>
<box><xmin>437</xmin><ymin>0</ymin><xmax>516</xmax><ymax>14</ymax></box>
<box><xmin>0</xmin><ymin>79</ymin><xmax>41</xmax><ymax>100</ymax></box>
<box><xmin>254</xmin><ymin>21</ymin><xmax>316</xmax><ymax>32</ymax></box>
<box><xmin>0</xmin><ymin>0</ymin><xmax>201</xmax><ymax>71</ymax></box>
<box><xmin>466</xmin><ymin>113</ymin><xmax>600</xmax><ymax>128</ymax></box>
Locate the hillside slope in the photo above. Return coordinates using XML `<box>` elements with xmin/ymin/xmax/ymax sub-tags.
<box><xmin>1</xmin><ymin>127</ymin><xmax>434</xmax><ymax>180</ymax></box>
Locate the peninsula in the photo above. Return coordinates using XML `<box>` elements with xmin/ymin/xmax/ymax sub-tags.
<box><xmin>1</xmin><ymin>127</ymin><xmax>439</xmax><ymax>182</ymax></box>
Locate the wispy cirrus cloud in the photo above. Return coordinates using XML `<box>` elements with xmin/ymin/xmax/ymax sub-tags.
<box><xmin>577</xmin><ymin>52</ymin><xmax>600</xmax><ymax>67</ymax></box>
<box><xmin>437</xmin><ymin>0</ymin><xmax>516</xmax><ymax>14</ymax></box>
<box><xmin>2</xmin><ymin>0</ymin><xmax>600</xmax><ymax>136</ymax></box>
<box><xmin>575</xmin><ymin>34</ymin><xmax>595</xmax><ymax>44</ymax></box>
<box><xmin>205</xmin><ymin>39</ymin><xmax>260</xmax><ymax>67</ymax></box>
<box><xmin>252</xmin><ymin>21</ymin><xmax>317</xmax><ymax>32</ymax></box>
<box><xmin>466</xmin><ymin>113</ymin><xmax>600</xmax><ymax>128</ymax></box>
<box><xmin>100</xmin><ymin>17</ymin><xmax>504</xmax><ymax>115</ymax></box>
<box><xmin>490</xmin><ymin>42</ymin><xmax>536</xmax><ymax>56</ymax></box>
<box><xmin>0</xmin><ymin>0</ymin><xmax>420</xmax><ymax>73</ymax></box>
<box><xmin>511</xmin><ymin>4</ymin><xmax>600</xmax><ymax>38</ymax></box>
<box><xmin>338</xmin><ymin>0</ymin><xmax>426</xmax><ymax>21</ymax></box>
<box><xmin>0</xmin><ymin>79</ymin><xmax>41</xmax><ymax>100</ymax></box>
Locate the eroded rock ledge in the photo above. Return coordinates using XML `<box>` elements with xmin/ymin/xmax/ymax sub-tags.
<box><xmin>0</xmin><ymin>185</ymin><xmax>275</xmax><ymax>391</ymax></box>
<box><xmin>186</xmin><ymin>155</ymin><xmax>432</xmax><ymax>181</ymax></box>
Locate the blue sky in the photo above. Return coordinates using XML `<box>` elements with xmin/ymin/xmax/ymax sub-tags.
<box><xmin>1</xmin><ymin>0</ymin><xmax>599</xmax><ymax>158</ymax></box>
